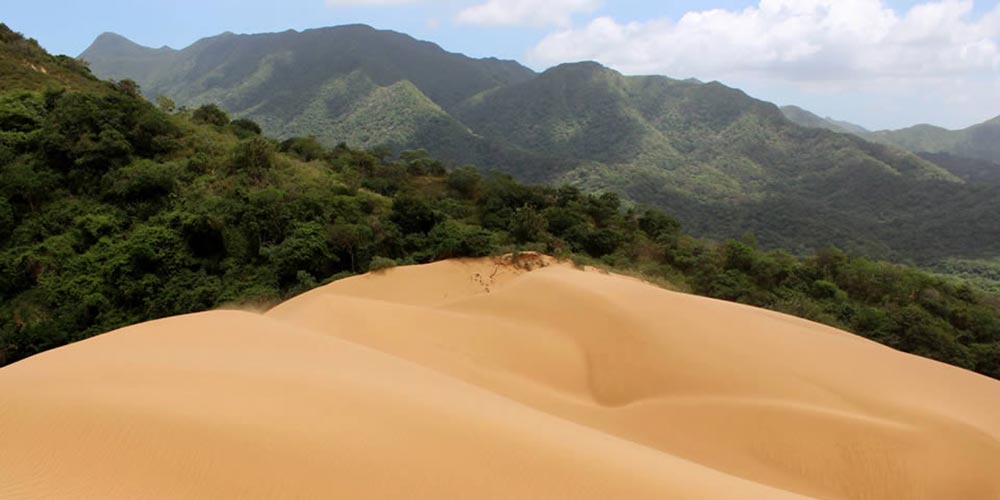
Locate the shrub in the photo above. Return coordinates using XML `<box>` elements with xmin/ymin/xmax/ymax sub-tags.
<box><xmin>368</xmin><ymin>257</ymin><xmax>398</xmax><ymax>272</ymax></box>
<box><xmin>230</xmin><ymin>118</ymin><xmax>262</xmax><ymax>138</ymax></box>
<box><xmin>232</xmin><ymin>137</ymin><xmax>275</xmax><ymax>180</ymax></box>
<box><xmin>191</xmin><ymin>104</ymin><xmax>229</xmax><ymax>126</ymax></box>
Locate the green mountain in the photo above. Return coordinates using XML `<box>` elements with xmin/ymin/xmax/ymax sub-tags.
<box><xmin>80</xmin><ymin>25</ymin><xmax>1000</xmax><ymax>266</ymax></box>
<box><xmin>916</xmin><ymin>152</ymin><xmax>1000</xmax><ymax>185</ymax></box>
<box><xmin>780</xmin><ymin>105</ymin><xmax>870</xmax><ymax>136</ymax></box>
<box><xmin>3</xmin><ymin>24</ymin><xmax>1000</xmax><ymax>377</ymax></box>
<box><xmin>80</xmin><ymin>25</ymin><xmax>534</xmax><ymax>121</ymax></box>
<box><xmin>0</xmin><ymin>23</ymin><xmax>107</xmax><ymax>93</ymax></box>
<box><xmin>782</xmin><ymin>104</ymin><xmax>1000</xmax><ymax>181</ymax></box>
<box><xmin>80</xmin><ymin>25</ymin><xmax>544</xmax><ymax>170</ymax></box>
<box><xmin>868</xmin><ymin>117</ymin><xmax>1000</xmax><ymax>166</ymax></box>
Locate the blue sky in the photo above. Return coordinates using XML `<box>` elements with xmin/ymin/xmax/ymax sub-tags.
<box><xmin>4</xmin><ymin>0</ymin><xmax>999</xmax><ymax>129</ymax></box>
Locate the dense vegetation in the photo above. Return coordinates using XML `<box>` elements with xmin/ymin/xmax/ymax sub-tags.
<box><xmin>80</xmin><ymin>26</ymin><xmax>1000</xmax><ymax>272</ymax></box>
<box><xmin>1</xmin><ymin>72</ymin><xmax>998</xmax><ymax>378</ymax></box>
<box><xmin>782</xmin><ymin>105</ymin><xmax>1000</xmax><ymax>180</ymax></box>
<box><xmin>779</xmin><ymin>105</ymin><xmax>871</xmax><ymax>136</ymax></box>
<box><xmin>916</xmin><ymin>152</ymin><xmax>1000</xmax><ymax>185</ymax></box>
<box><xmin>868</xmin><ymin>117</ymin><xmax>1000</xmax><ymax>166</ymax></box>
<box><xmin>0</xmin><ymin>24</ymin><xmax>107</xmax><ymax>94</ymax></box>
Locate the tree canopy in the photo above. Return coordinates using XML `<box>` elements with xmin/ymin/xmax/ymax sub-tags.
<box><xmin>1</xmin><ymin>82</ymin><xmax>998</xmax><ymax>378</ymax></box>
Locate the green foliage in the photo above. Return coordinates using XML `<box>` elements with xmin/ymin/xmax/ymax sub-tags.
<box><xmin>0</xmin><ymin>69</ymin><xmax>998</xmax><ymax>382</ymax></box>
<box><xmin>230</xmin><ymin>118</ymin><xmax>262</xmax><ymax>138</ymax></box>
<box><xmin>447</xmin><ymin>166</ymin><xmax>482</xmax><ymax>199</ymax></box>
<box><xmin>0</xmin><ymin>197</ymin><xmax>12</xmax><ymax>239</ymax></box>
<box><xmin>390</xmin><ymin>195</ymin><xmax>439</xmax><ymax>235</ymax></box>
<box><xmin>368</xmin><ymin>256</ymin><xmax>398</xmax><ymax>272</ymax></box>
<box><xmin>510</xmin><ymin>205</ymin><xmax>547</xmax><ymax>243</ymax></box>
<box><xmin>192</xmin><ymin>104</ymin><xmax>229</xmax><ymax>127</ymax></box>
<box><xmin>638</xmin><ymin>209</ymin><xmax>680</xmax><ymax>239</ymax></box>
<box><xmin>156</xmin><ymin>95</ymin><xmax>175</xmax><ymax>113</ymax></box>
<box><xmin>231</xmin><ymin>136</ymin><xmax>274</xmax><ymax>179</ymax></box>
<box><xmin>429</xmin><ymin>220</ymin><xmax>496</xmax><ymax>259</ymax></box>
<box><xmin>869</xmin><ymin>120</ymin><xmax>1000</xmax><ymax>166</ymax></box>
<box><xmin>263</xmin><ymin>221</ymin><xmax>337</xmax><ymax>284</ymax></box>
<box><xmin>279</xmin><ymin>136</ymin><xmax>326</xmax><ymax>162</ymax></box>
<box><xmin>77</xmin><ymin>26</ymin><xmax>1000</xmax><ymax>273</ymax></box>
<box><xmin>0</xmin><ymin>24</ymin><xmax>107</xmax><ymax>95</ymax></box>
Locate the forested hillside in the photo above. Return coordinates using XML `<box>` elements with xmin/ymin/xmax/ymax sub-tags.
<box><xmin>1</xmin><ymin>24</ymin><xmax>106</xmax><ymax>93</ymax></box>
<box><xmin>779</xmin><ymin>105</ymin><xmax>870</xmax><ymax>136</ymax></box>
<box><xmin>917</xmin><ymin>152</ymin><xmax>1000</xmax><ymax>185</ymax></box>
<box><xmin>2</xmin><ymin>24</ymin><xmax>999</xmax><ymax>377</ymax></box>
<box><xmin>78</xmin><ymin>26</ymin><xmax>1000</xmax><ymax>269</ymax></box>
<box><xmin>869</xmin><ymin>117</ymin><xmax>1000</xmax><ymax>166</ymax></box>
<box><xmin>783</xmin><ymin>104</ymin><xmax>1000</xmax><ymax>181</ymax></box>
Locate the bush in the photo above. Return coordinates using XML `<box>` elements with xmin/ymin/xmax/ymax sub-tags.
<box><xmin>368</xmin><ymin>256</ymin><xmax>398</xmax><ymax>272</ymax></box>
<box><xmin>102</xmin><ymin>159</ymin><xmax>180</xmax><ymax>201</ymax></box>
<box><xmin>279</xmin><ymin>136</ymin><xmax>326</xmax><ymax>162</ymax></box>
<box><xmin>232</xmin><ymin>137</ymin><xmax>274</xmax><ymax>180</ymax></box>
<box><xmin>192</xmin><ymin>104</ymin><xmax>229</xmax><ymax>126</ymax></box>
<box><xmin>584</xmin><ymin>228</ymin><xmax>623</xmax><ymax>257</ymax></box>
<box><xmin>230</xmin><ymin>118</ymin><xmax>262</xmax><ymax>138</ymax></box>
<box><xmin>262</xmin><ymin>221</ymin><xmax>338</xmax><ymax>284</ymax></box>
<box><xmin>510</xmin><ymin>205</ymin><xmax>547</xmax><ymax>243</ymax></box>
<box><xmin>390</xmin><ymin>196</ymin><xmax>438</xmax><ymax>235</ymax></box>
<box><xmin>0</xmin><ymin>197</ymin><xmax>13</xmax><ymax>239</ymax></box>
<box><xmin>430</xmin><ymin>220</ymin><xmax>496</xmax><ymax>259</ymax></box>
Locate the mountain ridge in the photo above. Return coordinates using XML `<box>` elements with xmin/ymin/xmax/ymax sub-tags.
<box><xmin>782</xmin><ymin>105</ymin><xmax>1000</xmax><ymax>173</ymax></box>
<box><xmin>0</xmin><ymin>23</ymin><xmax>107</xmax><ymax>93</ymax></box>
<box><xmin>4</xmin><ymin>23</ymin><xmax>1000</xmax><ymax>378</ymax></box>
<box><xmin>79</xmin><ymin>25</ymin><xmax>1000</xmax><ymax>265</ymax></box>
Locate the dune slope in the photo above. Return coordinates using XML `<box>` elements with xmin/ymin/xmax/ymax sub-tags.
<box><xmin>1</xmin><ymin>255</ymin><xmax>998</xmax><ymax>500</ymax></box>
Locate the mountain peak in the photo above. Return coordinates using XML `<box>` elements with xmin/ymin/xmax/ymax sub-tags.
<box><xmin>89</xmin><ymin>32</ymin><xmax>141</xmax><ymax>49</ymax></box>
<box><xmin>547</xmin><ymin>61</ymin><xmax>609</xmax><ymax>72</ymax></box>
<box><xmin>539</xmin><ymin>61</ymin><xmax>620</xmax><ymax>81</ymax></box>
<box><xmin>81</xmin><ymin>32</ymin><xmax>174</xmax><ymax>59</ymax></box>
<box><xmin>94</xmin><ymin>31</ymin><xmax>130</xmax><ymax>42</ymax></box>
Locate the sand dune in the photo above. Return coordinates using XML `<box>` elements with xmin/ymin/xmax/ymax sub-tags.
<box><xmin>1</xmin><ymin>254</ymin><xmax>998</xmax><ymax>499</ymax></box>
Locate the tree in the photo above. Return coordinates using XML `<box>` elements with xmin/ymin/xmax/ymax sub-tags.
<box><xmin>0</xmin><ymin>197</ymin><xmax>13</xmax><ymax>239</ymax></box>
<box><xmin>0</xmin><ymin>160</ymin><xmax>58</xmax><ymax>211</ymax></box>
<box><xmin>638</xmin><ymin>209</ymin><xmax>680</xmax><ymax>242</ymax></box>
<box><xmin>510</xmin><ymin>205</ymin><xmax>547</xmax><ymax>243</ymax></box>
<box><xmin>429</xmin><ymin>220</ymin><xmax>495</xmax><ymax>258</ymax></box>
<box><xmin>263</xmin><ymin>221</ymin><xmax>338</xmax><ymax>283</ymax></box>
<box><xmin>401</xmin><ymin>149</ymin><xmax>445</xmax><ymax>176</ymax></box>
<box><xmin>0</xmin><ymin>91</ymin><xmax>46</xmax><ymax>135</ymax></box>
<box><xmin>230</xmin><ymin>118</ymin><xmax>262</xmax><ymax>138</ymax></box>
<box><xmin>390</xmin><ymin>196</ymin><xmax>438</xmax><ymax>235</ymax></box>
<box><xmin>723</xmin><ymin>240</ymin><xmax>756</xmax><ymax>273</ymax></box>
<box><xmin>447</xmin><ymin>166</ymin><xmax>482</xmax><ymax>199</ymax></box>
<box><xmin>279</xmin><ymin>137</ymin><xmax>326</xmax><ymax>162</ymax></box>
<box><xmin>584</xmin><ymin>228</ymin><xmax>624</xmax><ymax>257</ymax></box>
<box><xmin>368</xmin><ymin>144</ymin><xmax>393</xmax><ymax>162</ymax></box>
<box><xmin>328</xmin><ymin>223</ymin><xmax>374</xmax><ymax>273</ymax></box>
<box><xmin>192</xmin><ymin>104</ymin><xmax>229</xmax><ymax>126</ymax></box>
<box><xmin>156</xmin><ymin>95</ymin><xmax>175</xmax><ymax>113</ymax></box>
<box><xmin>232</xmin><ymin>137</ymin><xmax>274</xmax><ymax>180</ymax></box>
<box><xmin>115</xmin><ymin>79</ymin><xmax>141</xmax><ymax>97</ymax></box>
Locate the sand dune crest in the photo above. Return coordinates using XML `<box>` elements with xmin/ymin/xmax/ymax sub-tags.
<box><xmin>1</xmin><ymin>255</ymin><xmax>998</xmax><ymax>499</ymax></box>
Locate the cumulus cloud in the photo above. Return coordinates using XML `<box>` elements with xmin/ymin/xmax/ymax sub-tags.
<box><xmin>528</xmin><ymin>0</ymin><xmax>1000</xmax><ymax>86</ymax></box>
<box><xmin>457</xmin><ymin>0</ymin><xmax>602</xmax><ymax>28</ymax></box>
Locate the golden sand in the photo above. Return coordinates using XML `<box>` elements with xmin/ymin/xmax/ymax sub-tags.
<box><xmin>1</xmin><ymin>254</ymin><xmax>997</xmax><ymax>499</ymax></box>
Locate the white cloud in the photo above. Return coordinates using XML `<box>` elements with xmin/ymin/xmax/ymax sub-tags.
<box><xmin>528</xmin><ymin>0</ymin><xmax>1000</xmax><ymax>86</ymax></box>
<box><xmin>457</xmin><ymin>0</ymin><xmax>602</xmax><ymax>28</ymax></box>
